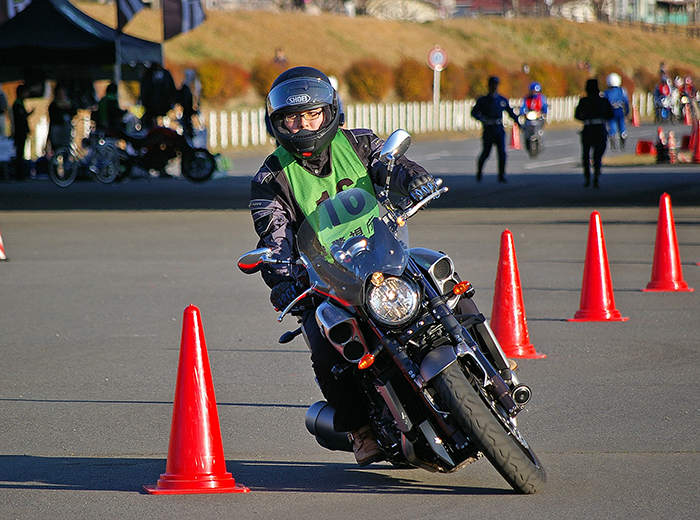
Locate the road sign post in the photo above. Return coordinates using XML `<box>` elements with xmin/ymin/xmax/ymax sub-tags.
<box><xmin>427</xmin><ymin>46</ymin><xmax>448</xmax><ymax>129</ymax></box>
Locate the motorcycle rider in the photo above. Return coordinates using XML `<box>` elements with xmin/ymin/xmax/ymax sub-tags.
<box><xmin>520</xmin><ymin>81</ymin><xmax>548</xmax><ymax>154</ymax></box>
<box><xmin>603</xmin><ymin>73</ymin><xmax>629</xmax><ymax>151</ymax></box>
<box><xmin>471</xmin><ymin>76</ymin><xmax>521</xmax><ymax>183</ymax></box>
<box><xmin>654</xmin><ymin>75</ymin><xmax>672</xmax><ymax>123</ymax></box>
<box><xmin>248</xmin><ymin>66</ymin><xmax>440</xmax><ymax>466</ymax></box>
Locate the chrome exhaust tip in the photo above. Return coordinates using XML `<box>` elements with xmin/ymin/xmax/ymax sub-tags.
<box><xmin>512</xmin><ymin>384</ymin><xmax>532</xmax><ymax>406</ymax></box>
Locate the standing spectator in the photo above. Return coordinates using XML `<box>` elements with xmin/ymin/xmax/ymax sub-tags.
<box><xmin>471</xmin><ymin>76</ymin><xmax>520</xmax><ymax>183</ymax></box>
<box><xmin>47</xmin><ymin>83</ymin><xmax>77</xmax><ymax>152</ymax></box>
<box><xmin>93</xmin><ymin>83</ymin><xmax>126</xmax><ymax>135</ymax></box>
<box><xmin>139</xmin><ymin>63</ymin><xmax>176</xmax><ymax>129</ymax></box>
<box><xmin>0</xmin><ymin>87</ymin><xmax>8</xmax><ymax>137</ymax></box>
<box><xmin>273</xmin><ymin>47</ymin><xmax>288</xmax><ymax>70</ymax></box>
<box><xmin>11</xmin><ymin>84</ymin><xmax>33</xmax><ymax>180</ymax></box>
<box><xmin>603</xmin><ymin>73</ymin><xmax>629</xmax><ymax>151</ymax></box>
<box><xmin>575</xmin><ymin>79</ymin><xmax>614</xmax><ymax>189</ymax></box>
<box><xmin>177</xmin><ymin>69</ymin><xmax>200</xmax><ymax>140</ymax></box>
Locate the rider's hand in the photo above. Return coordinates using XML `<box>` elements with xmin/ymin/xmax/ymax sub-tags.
<box><xmin>408</xmin><ymin>173</ymin><xmax>439</xmax><ymax>203</ymax></box>
<box><xmin>270</xmin><ymin>280</ymin><xmax>301</xmax><ymax>311</ymax></box>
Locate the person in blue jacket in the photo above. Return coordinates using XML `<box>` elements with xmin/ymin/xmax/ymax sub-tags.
<box><xmin>604</xmin><ymin>73</ymin><xmax>629</xmax><ymax>151</ymax></box>
<box><xmin>471</xmin><ymin>76</ymin><xmax>521</xmax><ymax>183</ymax></box>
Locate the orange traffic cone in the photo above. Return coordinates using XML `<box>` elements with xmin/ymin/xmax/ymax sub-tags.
<box><xmin>490</xmin><ymin>230</ymin><xmax>545</xmax><ymax>359</ymax></box>
<box><xmin>693</xmin><ymin>121</ymin><xmax>700</xmax><ymax>164</ymax></box>
<box><xmin>510</xmin><ymin>125</ymin><xmax>521</xmax><ymax>150</ymax></box>
<box><xmin>568</xmin><ymin>212</ymin><xmax>629</xmax><ymax>322</ymax></box>
<box><xmin>0</xmin><ymin>226</ymin><xmax>6</xmax><ymax>261</ymax></box>
<box><xmin>689</xmin><ymin>118</ymin><xmax>698</xmax><ymax>151</ymax></box>
<box><xmin>684</xmin><ymin>104</ymin><xmax>692</xmax><ymax>126</ymax></box>
<box><xmin>144</xmin><ymin>305</ymin><xmax>250</xmax><ymax>494</ymax></box>
<box><xmin>632</xmin><ymin>106</ymin><xmax>640</xmax><ymax>127</ymax></box>
<box><xmin>643</xmin><ymin>193</ymin><xmax>694</xmax><ymax>292</ymax></box>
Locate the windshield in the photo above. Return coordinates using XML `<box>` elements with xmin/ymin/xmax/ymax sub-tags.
<box><xmin>296</xmin><ymin>188</ymin><xmax>409</xmax><ymax>306</ymax></box>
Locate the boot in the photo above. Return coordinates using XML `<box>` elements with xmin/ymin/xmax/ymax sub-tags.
<box><xmin>348</xmin><ymin>424</ymin><xmax>383</xmax><ymax>467</ymax></box>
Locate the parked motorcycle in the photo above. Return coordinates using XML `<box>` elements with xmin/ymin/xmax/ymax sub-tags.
<box><xmin>238</xmin><ymin>130</ymin><xmax>546</xmax><ymax>494</ymax></box>
<box><xmin>521</xmin><ymin>110</ymin><xmax>545</xmax><ymax>158</ymax></box>
<box><xmin>118</xmin><ymin>126</ymin><xmax>216</xmax><ymax>182</ymax></box>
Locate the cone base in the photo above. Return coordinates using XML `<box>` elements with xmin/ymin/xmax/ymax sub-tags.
<box><xmin>643</xmin><ymin>280</ymin><xmax>694</xmax><ymax>292</ymax></box>
<box><xmin>501</xmin><ymin>343</ymin><xmax>546</xmax><ymax>359</ymax></box>
<box><xmin>567</xmin><ymin>308</ymin><xmax>629</xmax><ymax>322</ymax></box>
<box><xmin>144</xmin><ymin>472</ymin><xmax>250</xmax><ymax>495</ymax></box>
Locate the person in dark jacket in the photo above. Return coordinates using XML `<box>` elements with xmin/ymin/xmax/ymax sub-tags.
<box><xmin>93</xmin><ymin>83</ymin><xmax>126</xmax><ymax>135</ymax></box>
<box><xmin>249</xmin><ymin>66</ymin><xmax>439</xmax><ymax>467</ymax></box>
<box><xmin>574</xmin><ymin>79</ymin><xmax>614</xmax><ymax>188</ymax></box>
<box><xmin>11</xmin><ymin>84</ymin><xmax>33</xmax><ymax>180</ymax></box>
<box><xmin>48</xmin><ymin>83</ymin><xmax>77</xmax><ymax>151</ymax></box>
<box><xmin>471</xmin><ymin>76</ymin><xmax>521</xmax><ymax>183</ymax></box>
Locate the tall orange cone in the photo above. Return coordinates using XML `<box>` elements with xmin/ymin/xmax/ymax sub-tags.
<box><xmin>643</xmin><ymin>193</ymin><xmax>694</xmax><ymax>292</ymax></box>
<box><xmin>0</xmin><ymin>226</ymin><xmax>6</xmax><ymax>261</ymax></box>
<box><xmin>631</xmin><ymin>106</ymin><xmax>640</xmax><ymax>127</ymax></box>
<box><xmin>510</xmin><ymin>124</ymin><xmax>521</xmax><ymax>150</ymax></box>
<box><xmin>684</xmin><ymin>103</ymin><xmax>692</xmax><ymax>126</ymax></box>
<box><xmin>490</xmin><ymin>230</ymin><xmax>545</xmax><ymax>359</ymax></box>
<box><xmin>144</xmin><ymin>305</ymin><xmax>250</xmax><ymax>494</ymax></box>
<box><xmin>568</xmin><ymin>212</ymin><xmax>629</xmax><ymax>322</ymax></box>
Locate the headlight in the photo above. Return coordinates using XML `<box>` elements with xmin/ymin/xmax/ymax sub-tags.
<box><xmin>367</xmin><ymin>276</ymin><xmax>420</xmax><ymax>327</ymax></box>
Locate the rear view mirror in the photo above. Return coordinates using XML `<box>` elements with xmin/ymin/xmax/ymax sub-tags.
<box><xmin>237</xmin><ymin>248</ymin><xmax>272</xmax><ymax>274</ymax></box>
<box><xmin>379</xmin><ymin>129</ymin><xmax>411</xmax><ymax>165</ymax></box>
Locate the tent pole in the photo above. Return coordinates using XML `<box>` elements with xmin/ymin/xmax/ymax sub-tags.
<box><xmin>114</xmin><ymin>31</ymin><xmax>122</xmax><ymax>85</ymax></box>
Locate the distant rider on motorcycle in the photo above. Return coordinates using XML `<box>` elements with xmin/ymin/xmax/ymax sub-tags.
<box><xmin>603</xmin><ymin>73</ymin><xmax>629</xmax><ymax>151</ymax></box>
<box><xmin>520</xmin><ymin>82</ymin><xmax>548</xmax><ymax>156</ymax></box>
<box><xmin>521</xmin><ymin>82</ymin><xmax>548</xmax><ymax>119</ymax></box>
<box><xmin>248</xmin><ymin>66</ymin><xmax>440</xmax><ymax>466</ymax></box>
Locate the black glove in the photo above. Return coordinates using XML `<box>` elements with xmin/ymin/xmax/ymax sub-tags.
<box><xmin>408</xmin><ymin>173</ymin><xmax>439</xmax><ymax>203</ymax></box>
<box><xmin>270</xmin><ymin>280</ymin><xmax>301</xmax><ymax>311</ymax></box>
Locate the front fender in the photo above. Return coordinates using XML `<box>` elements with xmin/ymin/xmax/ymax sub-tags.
<box><xmin>419</xmin><ymin>345</ymin><xmax>458</xmax><ymax>383</ymax></box>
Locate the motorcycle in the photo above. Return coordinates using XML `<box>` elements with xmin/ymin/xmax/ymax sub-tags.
<box><xmin>521</xmin><ymin>110</ymin><xmax>545</xmax><ymax>158</ymax></box>
<box><xmin>117</xmin><ymin>126</ymin><xmax>216</xmax><ymax>182</ymax></box>
<box><xmin>237</xmin><ymin>130</ymin><xmax>546</xmax><ymax>494</ymax></box>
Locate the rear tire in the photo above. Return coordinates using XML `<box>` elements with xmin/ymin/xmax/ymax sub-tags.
<box><xmin>91</xmin><ymin>141</ymin><xmax>119</xmax><ymax>184</ymax></box>
<box><xmin>48</xmin><ymin>148</ymin><xmax>78</xmax><ymax>188</ymax></box>
<box><xmin>433</xmin><ymin>363</ymin><xmax>546</xmax><ymax>494</ymax></box>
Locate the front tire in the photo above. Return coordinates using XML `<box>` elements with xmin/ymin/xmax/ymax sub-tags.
<box><xmin>433</xmin><ymin>363</ymin><xmax>546</xmax><ymax>493</ymax></box>
<box><xmin>181</xmin><ymin>148</ymin><xmax>215</xmax><ymax>182</ymax></box>
<box><xmin>48</xmin><ymin>147</ymin><xmax>78</xmax><ymax>188</ymax></box>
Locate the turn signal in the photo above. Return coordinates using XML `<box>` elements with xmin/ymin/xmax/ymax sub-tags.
<box><xmin>452</xmin><ymin>281</ymin><xmax>472</xmax><ymax>295</ymax></box>
<box><xmin>358</xmin><ymin>353</ymin><xmax>375</xmax><ymax>370</ymax></box>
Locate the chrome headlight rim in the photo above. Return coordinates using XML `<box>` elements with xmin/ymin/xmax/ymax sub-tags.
<box><xmin>366</xmin><ymin>275</ymin><xmax>421</xmax><ymax>327</ymax></box>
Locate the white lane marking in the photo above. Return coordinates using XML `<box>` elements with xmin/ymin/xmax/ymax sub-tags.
<box><xmin>523</xmin><ymin>157</ymin><xmax>577</xmax><ymax>169</ymax></box>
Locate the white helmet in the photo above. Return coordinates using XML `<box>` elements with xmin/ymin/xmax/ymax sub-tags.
<box><xmin>606</xmin><ymin>73</ymin><xmax>621</xmax><ymax>88</ymax></box>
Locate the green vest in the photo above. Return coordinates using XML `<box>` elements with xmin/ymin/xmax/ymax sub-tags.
<box><xmin>275</xmin><ymin>130</ymin><xmax>379</xmax><ymax>252</ymax></box>
<box><xmin>274</xmin><ymin>130</ymin><xmax>375</xmax><ymax>219</ymax></box>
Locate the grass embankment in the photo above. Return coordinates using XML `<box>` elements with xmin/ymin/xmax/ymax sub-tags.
<box><xmin>79</xmin><ymin>1</ymin><xmax>700</xmax><ymax>88</ymax></box>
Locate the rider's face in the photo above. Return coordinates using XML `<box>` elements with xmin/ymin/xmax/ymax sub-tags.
<box><xmin>283</xmin><ymin>108</ymin><xmax>325</xmax><ymax>134</ymax></box>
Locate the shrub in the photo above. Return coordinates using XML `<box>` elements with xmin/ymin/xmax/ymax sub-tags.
<box><xmin>633</xmin><ymin>67</ymin><xmax>658</xmax><ymax>93</ymax></box>
<box><xmin>251</xmin><ymin>60</ymin><xmax>286</xmax><ymax>98</ymax></box>
<box><xmin>197</xmin><ymin>60</ymin><xmax>250</xmax><ymax>101</ymax></box>
<box><xmin>528</xmin><ymin>62</ymin><xmax>568</xmax><ymax>97</ymax></box>
<box><xmin>344</xmin><ymin>59</ymin><xmax>393</xmax><ymax>102</ymax></box>
<box><xmin>562</xmin><ymin>65</ymin><xmax>591</xmax><ymax>96</ymax></box>
<box><xmin>464</xmin><ymin>59</ymin><xmax>510</xmax><ymax>97</ymax></box>
<box><xmin>440</xmin><ymin>64</ymin><xmax>468</xmax><ymax>100</ymax></box>
<box><xmin>394</xmin><ymin>58</ymin><xmax>432</xmax><ymax>102</ymax></box>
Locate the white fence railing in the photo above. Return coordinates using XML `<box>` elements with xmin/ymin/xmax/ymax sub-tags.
<box><xmin>202</xmin><ymin>92</ymin><xmax>656</xmax><ymax>151</ymax></box>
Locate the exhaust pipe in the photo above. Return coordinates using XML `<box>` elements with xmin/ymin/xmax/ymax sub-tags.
<box><xmin>512</xmin><ymin>384</ymin><xmax>532</xmax><ymax>406</ymax></box>
<box><xmin>305</xmin><ymin>401</ymin><xmax>353</xmax><ymax>453</ymax></box>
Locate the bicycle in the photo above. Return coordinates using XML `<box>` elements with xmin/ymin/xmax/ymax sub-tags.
<box><xmin>48</xmin><ymin>132</ymin><xmax>120</xmax><ymax>188</ymax></box>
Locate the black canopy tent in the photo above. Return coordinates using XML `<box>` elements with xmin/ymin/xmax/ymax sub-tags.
<box><xmin>0</xmin><ymin>0</ymin><xmax>162</xmax><ymax>83</ymax></box>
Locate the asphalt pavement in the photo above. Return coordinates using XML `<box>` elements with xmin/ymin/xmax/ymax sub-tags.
<box><xmin>1</xmin><ymin>122</ymin><xmax>699</xmax><ymax>519</ymax></box>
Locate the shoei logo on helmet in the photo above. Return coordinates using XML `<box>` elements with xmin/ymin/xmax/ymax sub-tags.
<box><xmin>287</xmin><ymin>94</ymin><xmax>311</xmax><ymax>105</ymax></box>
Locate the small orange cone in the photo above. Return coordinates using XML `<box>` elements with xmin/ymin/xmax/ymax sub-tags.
<box><xmin>0</xmin><ymin>226</ymin><xmax>6</xmax><ymax>261</ymax></box>
<box><xmin>631</xmin><ymin>106</ymin><xmax>640</xmax><ymax>127</ymax></box>
<box><xmin>689</xmin><ymin>118</ymin><xmax>697</xmax><ymax>151</ymax></box>
<box><xmin>568</xmin><ymin>212</ymin><xmax>629</xmax><ymax>322</ymax></box>
<box><xmin>144</xmin><ymin>305</ymin><xmax>250</xmax><ymax>494</ymax></box>
<box><xmin>510</xmin><ymin>125</ymin><xmax>521</xmax><ymax>150</ymax></box>
<box><xmin>693</xmin><ymin>121</ymin><xmax>700</xmax><ymax>164</ymax></box>
<box><xmin>490</xmin><ymin>230</ymin><xmax>545</xmax><ymax>359</ymax></box>
<box><xmin>684</xmin><ymin>103</ymin><xmax>692</xmax><ymax>126</ymax></box>
<box><xmin>643</xmin><ymin>193</ymin><xmax>694</xmax><ymax>292</ymax></box>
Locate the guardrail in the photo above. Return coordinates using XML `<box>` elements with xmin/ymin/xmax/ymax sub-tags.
<box><xmin>202</xmin><ymin>92</ymin><xmax>656</xmax><ymax>150</ymax></box>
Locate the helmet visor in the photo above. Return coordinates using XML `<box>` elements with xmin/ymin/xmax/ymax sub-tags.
<box><xmin>267</xmin><ymin>78</ymin><xmax>335</xmax><ymax>115</ymax></box>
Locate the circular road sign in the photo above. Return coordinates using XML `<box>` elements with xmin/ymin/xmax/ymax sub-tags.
<box><xmin>427</xmin><ymin>46</ymin><xmax>448</xmax><ymax>72</ymax></box>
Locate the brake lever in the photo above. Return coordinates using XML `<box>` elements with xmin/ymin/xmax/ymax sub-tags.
<box><xmin>277</xmin><ymin>283</ymin><xmax>317</xmax><ymax>322</ymax></box>
<box><xmin>401</xmin><ymin>186</ymin><xmax>449</xmax><ymax>221</ymax></box>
